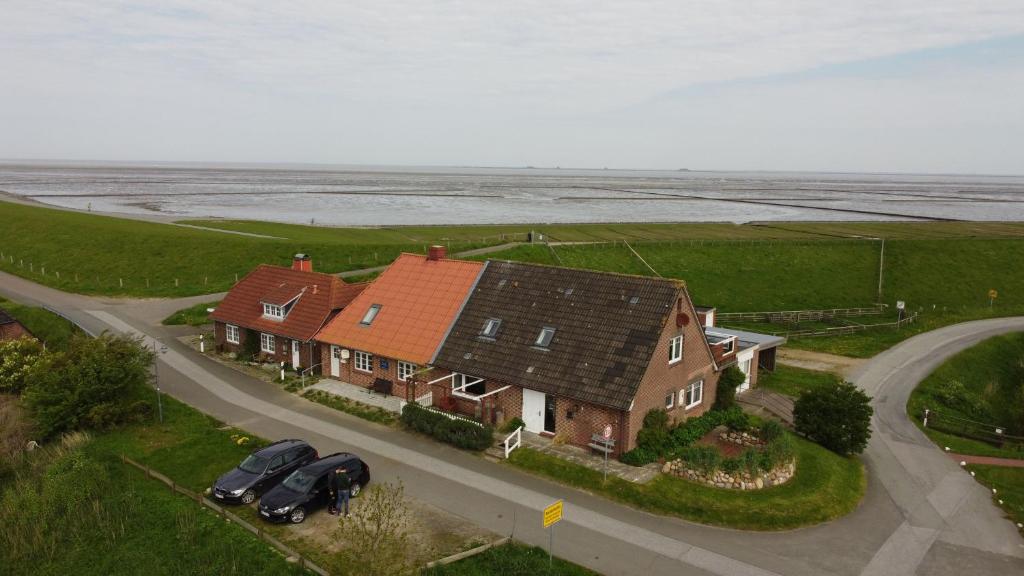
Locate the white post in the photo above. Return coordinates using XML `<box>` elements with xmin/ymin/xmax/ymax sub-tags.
<box><xmin>200</xmin><ymin>334</ymin><xmax>205</xmax><ymax>353</ymax></box>
<box><xmin>280</xmin><ymin>361</ymin><xmax>285</xmax><ymax>382</ymax></box>
<box><xmin>923</xmin><ymin>408</ymin><xmax>929</xmax><ymax>428</ymax></box>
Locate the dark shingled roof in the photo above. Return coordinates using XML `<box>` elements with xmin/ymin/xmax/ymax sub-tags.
<box><xmin>434</xmin><ymin>260</ymin><xmax>683</xmax><ymax>410</ymax></box>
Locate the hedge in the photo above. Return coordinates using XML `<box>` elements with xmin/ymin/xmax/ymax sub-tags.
<box><xmin>621</xmin><ymin>407</ymin><xmax>751</xmax><ymax>466</ymax></box>
<box><xmin>400</xmin><ymin>403</ymin><xmax>493</xmax><ymax>451</ymax></box>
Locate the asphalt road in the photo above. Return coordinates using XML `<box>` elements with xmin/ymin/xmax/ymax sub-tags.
<box><xmin>2</xmin><ymin>269</ymin><xmax>1023</xmax><ymax>576</ymax></box>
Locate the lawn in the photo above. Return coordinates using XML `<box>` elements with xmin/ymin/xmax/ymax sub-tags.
<box><xmin>506</xmin><ymin>433</ymin><xmax>865</xmax><ymax>531</ymax></box>
<box><xmin>0</xmin><ymin>296</ymin><xmax>83</xmax><ymax>351</ymax></box>
<box><xmin>162</xmin><ymin>300</ymin><xmax>221</xmax><ymax>326</ymax></box>
<box><xmin>906</xmin><ymin>332</ymin><xmax>1024</xmax><ymax>459</ymax></box>
<box><xmin>757</xmin><ymin>364</ymin><xmax>843</xmax><ymax>397</ymax></box>
<box><xmin>424</xmin><ymin>543</ymin><xmax>598</xmax><ymax>576</ymax></box>
<box><xmin>968</xmin><ymin>465</ymin><xmax>1024</xmax><ymax>536</ymax></box>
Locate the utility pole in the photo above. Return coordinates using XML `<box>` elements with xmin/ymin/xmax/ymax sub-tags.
<box><xmin>877</xmin><ymin>238</ymin><xmax>885</xmax><ymax>301</ymax></box>
<box><xmin>153</xmin><ymin>340</ymin><xmax>168</xmax><ymax>423</ymax></box>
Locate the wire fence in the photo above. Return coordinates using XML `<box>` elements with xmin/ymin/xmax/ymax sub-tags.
<box><xmin>716</xmin><ymin>305</ymin><xmax>887</xmax><ymax>323</ymax></box>
<box><xmin>922</xmin><ymin>410</ymin><xmax>1024</xmax><ymax>451</ymax></box>
<box><xmin>764</xmin><ymin>313</ymin><xmax>918</xmax><ymax>338</ymax></box>
<box><xmin>119</xmin><ymin>454</ymin><xmax>329</xmax><ymax>576</ymax></box>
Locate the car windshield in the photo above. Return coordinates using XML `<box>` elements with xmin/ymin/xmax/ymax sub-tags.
<box><xmin>238</xmin><ymin>454</ymin><xmax>269</xmax><ymax>474</ymax></box>
<box><xmin>282</xmin><ymin>470</ymin><xmax>316</xmax><ymax>493</ymax></box>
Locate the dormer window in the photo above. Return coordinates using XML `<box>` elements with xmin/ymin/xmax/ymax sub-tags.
<box><xmin>263</xmin><ymin>303</ymin><xmax>284</xmax><ymax>319</ymax></box>
<box><xmin>534</xmin><ymin>326</ymin><xmax>556</xmax><ymax>348</ymax></box>
<box><xmin>481</xmin><ymin>318</ymin><xmax>501</xmax><ymax>338</ymax></box>
<box><xmin>361</xmin><ymin>304</ymin><xmax>382</xmax><ymax>326</ymax></box>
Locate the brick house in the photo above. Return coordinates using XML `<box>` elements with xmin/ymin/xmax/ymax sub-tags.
<box><xmin>429</xmin><ymin>260</ymin><xmax>722</xmax><ymax>454</ymax></box>
<box><xmin>209</xmin><ymin>254</ymin><xmax>366</xmax><ymax>370</ymax></box>
<box><xmin>694</xmin><ymin>307</ymin><xmax>786</xmax><ymax>392</ymax></box>
<box><xmin>313</xmin><ymin>247</ymin><xmax>484</xmax><ymax>400</ymax></box>
<box><xmin>0</xmin><ymin>308</ymin><xmax>33</xmax><ymax>342</ymax></box>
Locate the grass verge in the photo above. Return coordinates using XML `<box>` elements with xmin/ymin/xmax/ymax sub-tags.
<box><xmin>968</xmin><ymin>465</ymin><xmax>1024</xmax><ymax>536</ymax></box>
<box><xmin>162</xmin><ymin>300</ymin><xmax>220</xmax><ymax>326</ymax></box>
<box><xmin>507</xmin><ymin>434</ymin><xmax>865</xmax><ymax>531</ymax></box>
<box><xmin>424</xmin><ymin>543</ymin><xmax>598</xmax><ymax>576</ymax></box>
<box><xmin>0</xmin><ymin>296</ymin><xmax>82</xmax><ymax>351</ymax></box>
<box><xmin>758</xmin><ymin>365</ymin><xmax>843</xmax><ymax>397</ymax></box>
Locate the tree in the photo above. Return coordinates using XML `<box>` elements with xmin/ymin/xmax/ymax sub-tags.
<box><xmin>0</xmin><ymin>337</ymin><xmax>46</xmax><ymax>393</ymax></box>
<box><xmin>22</xmin><ymin>333</ymin><xmax>154</xmax><ymax>439</ymax></box>
<box><xmin>335</xmin><ymin>481</ymin><xmax>414</xmax><ymax>576</ymax></box>
<box><xmin>793</xmin><ymin>381</ymin><xmax>872</xmax><ymax>456</ymax></box>
<box><xmin>714</xmin><ymin>366</ymin><xmax>745</xmax><ymax>410</ymax></box>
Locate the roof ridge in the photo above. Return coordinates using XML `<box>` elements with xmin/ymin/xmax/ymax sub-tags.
<box><xmin>484</xmin><ymin>258</ymin><xmax>686</xmax><ymax>287</ymax></box>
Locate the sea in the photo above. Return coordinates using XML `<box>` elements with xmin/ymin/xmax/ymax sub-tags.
<box><xmin>2</xmin><ymin>161</ymin><xmax>1023</xmax><ymax>225</ymax></box>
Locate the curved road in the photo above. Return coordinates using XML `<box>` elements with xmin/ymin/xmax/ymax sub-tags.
<box><xmin>2</xmin><ymin>270</ymin><xmax>1022</xmax><ymax>576</ymax></box>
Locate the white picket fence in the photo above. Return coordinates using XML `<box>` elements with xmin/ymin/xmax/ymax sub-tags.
<box><xmin>503</xmin><ymin>425</ymin><xmax>523</xmax><ymax>459</ymax></box>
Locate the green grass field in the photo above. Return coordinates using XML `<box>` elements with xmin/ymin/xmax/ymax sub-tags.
<box><xmin>0</xmin><ymin>296</ymin><xmax>82</xmax><ymax>351</ymax></box>
<box><xmin>757</xmin><ymin>365</ymin><xmax>843</xmax><ymax>397</ymax></box>
<box><xmin>907</xmin><ymin>332</ymin><xmax>1024</xmax><ymax>458</ymax></box>
<box><xmin>507</xmin><ymin>433</ymin><xmax>865</xmax><ymax>531</ymax></box>
<box><xmin>968</xmin><ymin>465</ymin><xmax>1024</xmax><ymax>536</ymax></box>
<box><xmin>424</xmin><ymin>543</ymin><xmax>597</xmax><ymax>576</ymax></box>
<box><xmin>161</xmin><ymin>300</ymin><xmax>220</xmax><ymax>326</ymax></box>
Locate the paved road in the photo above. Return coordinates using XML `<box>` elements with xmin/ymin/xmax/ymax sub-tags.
<box><xmin>2</xmin><ymin>269</ymin><xmax>1023</xmax><ymax>576</ymax></box>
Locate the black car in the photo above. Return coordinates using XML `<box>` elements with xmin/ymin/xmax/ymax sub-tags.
<box><xmin>258</xmin><ymin>452</ymin><xmax>370</xmax><ymax>524</ymax></box>
<box><xmin>212</xmin><ymin>439</ymin><xmax>318</xmax><ymax>505</ymax></box>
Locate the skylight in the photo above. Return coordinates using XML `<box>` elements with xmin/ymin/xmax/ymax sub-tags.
<box><xmin>629</xmin><ymin>296</ymin><xmax>639</xmax><ymax>305</ymax></box>
<box><xmin>534</xmin><ymin>326</ymin><xmax>556</xmax><ymax>348</ymax></box>
<box><xmin>361</xmin><ymin>304</ymin><xmax>382</xmax><ymax>325</ymax></box>
<box><xmin>481</xmin><ymin>318</ymin><xmax>501</xmax><ymax>338</ymax></box>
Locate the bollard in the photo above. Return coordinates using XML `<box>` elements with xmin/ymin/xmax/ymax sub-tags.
<box><xmin>922</xmin><ymin>408</ymin><xmax>929</xmax><ymax>428</ymax></box>
<box><xmin>200</xmin><ymin>334</ymin><xmax>205</xmax><ymax>353</ymax></box>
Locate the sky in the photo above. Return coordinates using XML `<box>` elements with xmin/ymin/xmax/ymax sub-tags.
<box><xmin>2</xmin><ymin>1</ymin><xmax>1023</xmax><ymax>174</ymax></box>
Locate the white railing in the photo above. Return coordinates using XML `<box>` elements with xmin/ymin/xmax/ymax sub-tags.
<box><xmin>504</xmin><ymin>426</ymin><xmax>523</xmax><ymax>459</ymax></box>
<box><xmin>415</xmin><ymin>390</ymin><xmax>433</xmax><ymax>407</ymax></box>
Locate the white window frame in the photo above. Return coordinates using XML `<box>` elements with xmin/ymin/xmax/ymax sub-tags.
<box><xmin>226</xmin><ymin>324</ymin><xmax>239</xmax><ymax>344</ymax></box>
<box><xmin>354</xmin><ymin>350</ymin><xmax>373</xmax><ymax>373</ymax></box>
<box><xmin>262</xmin><ymin>302</ymin><xmax>284</xmax><ymax>319</ymax></box>
<box><xmin>681</xmin><ymin>380</ymin><xmax>704</xmax><ymax>409</ymax></box>
<box><xmin>669</xmin><ymin>335</ymin><xmax>683</xmax><ymax>364</ymax></box>
<box><xmin>481</xmin><ymin>318</ymin><xmax>501</xmax><ymax>338</ymax></box>
<box><xmin>534</xmin><ymin>326</ymin><xmax>556</xmax><ymax>348</ymax></box>
<box><xmin>397</xmin><ymin>361</ymin><xmax>416</xmax><ymax>382</ymax></box>
<box><xmin>361</xmin><ymin>304</ymin><xmax>382</xmax><ymax>326</ymax></box>
<box><xmin>260</xmin><ymin>333</ymin><xmax>275</xmax><ymax>354</ymax></box>
<box><xmin>665</xmin><ymin>391</ymin><xmax>675</xmax><ymax>409</ymax></box>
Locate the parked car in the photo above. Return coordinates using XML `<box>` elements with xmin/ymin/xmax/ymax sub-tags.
<box><xmin>212</xmin><ymin>439</ymin><xmax>318</xmax><ymax>504</ymax></box>
<box><xmin>258</xmin><ymin>452</ymin><xmax>371</xmax><ymax>524</ymax></box>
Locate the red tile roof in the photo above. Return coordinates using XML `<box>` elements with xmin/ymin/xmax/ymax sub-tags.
<box><xmin>316</xmin><ymin>253</ymin><xmax>484</xmax><ymax>364</ymax></box>
<box><xmin>210</xmin><ymin>265</ymin><xmax>366</xmax><ymax>342</ymax></box>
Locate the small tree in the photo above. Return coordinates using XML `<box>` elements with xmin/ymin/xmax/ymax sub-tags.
<box><xmin>794</xmin><ymin>381</ymin><xmax>872</xmax><ymax>456</ymax></box>
<box><xmin>23</xmin><ymin>333</ymin><xmax>155</xmax><ymax>439</ymax></box>
<box><xmin>0</xmin><ymin>337</ymin><xmax>46</xmax><ymax>393</ymax></box>
<box><xmin>713</xmin><ymin>366</ymin><xmax>745</xmax><ymax>410</ymax></box>
<box><xmin>336</xmin><ymin>481</ymin><xmax>413</xmax><ymax>576</ymax></box>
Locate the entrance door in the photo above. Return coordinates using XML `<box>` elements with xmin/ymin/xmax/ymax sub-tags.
<box><xmin>292</xmin><ymin>340</ymin><xmax>301</xmax><ymax>368</ymax></box>
<box><xmin>737</xmin><ymin>356</ymin><xmax>752</xmax><ymax>392</ymax></box>
<box><xmin>522</xmin><ymin>389</ymin><xmax>546</xmax><ymax>433</ymax></box>
<box><xmin>543</xmin><ymin>394</ymin><xmax>557</xmax><ymax>433</ymax></box>
<box><xmin>330</xmin><ymin>346</ymin><xmax>341</xmax><ymax>377</ymax></box>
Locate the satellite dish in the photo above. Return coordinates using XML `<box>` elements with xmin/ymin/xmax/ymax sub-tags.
<box><xmin>676</xmin><ymin>313</ymin><xmax>690</xmax><ymax>327</ymax></box>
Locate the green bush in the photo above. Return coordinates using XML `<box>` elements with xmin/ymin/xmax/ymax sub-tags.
<box><xmin>677</xmin><ymin>445</ymin><xmax>721</xmax><ymax>473</ymax></box>
<box><xmin>794</xmin><ymin>381</ymin><xmax>873</xmax><ymax>456</ymax></box>
<box><xmin>499</xmin><ymin>417</ymin><xmax>525</xmax><ymax>434</ymax></box>
<box><xmin>643</xmin><ymin>408</ymin><xmax>670</xmax><ymax>430</ymax></box>
<box><xmin>759</xmin><ymin>420</ymin><xmax>784</xmax><ymax>443</ymax></box>
<box><xmin>620</xmin><ymin>447</ymin><xmax>657</xmax><ymax>466</ymax></box>
<box><xmin>722</xmin><ymin>408</ymin><xmax>751</xmax><ymax>432</ymax></box>
<box><xmin>0</xmin><ymin>338</ymin><xmax>45</xmax><ymax>393</ymax></box>
<box><xmin>714</xmin><ymin>366</ymin><xmax>745</xmax><ymax>410</ymax></box>
<box><xmin>636</xmin><ymin>426</ymin><xmax>672</xmax><ymax>455</ymax></box>
<box><xmin>399</xmin><ymin>404</ymin><xmax>493</xmax><ymax>451</ymax></box>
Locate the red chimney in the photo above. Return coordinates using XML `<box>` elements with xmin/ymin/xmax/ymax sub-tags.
<box><xmin>427</xmin><ymin>245</ymin><xmax>447</xmax><ymax>261</ymax></box>
<box><xmin>292</xmin><ymin>254</ymin><xmax>312</xmax><ymax>272</ymax></box>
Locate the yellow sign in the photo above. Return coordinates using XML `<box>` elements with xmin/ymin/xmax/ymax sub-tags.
<box><xmin>989</xmin><ymin>289</ymin><xmax>998</xmax><ymax>299</ymax></box>
<box><xmin>543</xmin><ymin>500</ymin><xmax>563</xmax><ymax>528</ymax></box>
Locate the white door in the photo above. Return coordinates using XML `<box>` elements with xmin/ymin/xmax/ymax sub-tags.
<box><xmin>522</xmin><ymin>389</ymin><xmax>546</xmax><ymax>433</ymax></box>
<box><xmin>330</xmin><ymin>345</ymin><xmax>341</xmax><ymax>377</ymax></box>
<box><xmin>737</xmin><ymin>354</ymin><xmax>753</xmax><ymax>392</ymax></box>
<box><xmin>291</xmin><ymin>340</ymin><xmax>301</xmax><ymax>368</ymax></box>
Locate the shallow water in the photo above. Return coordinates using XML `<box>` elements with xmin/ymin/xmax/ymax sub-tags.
<box><xmin>2</xmin><ymin>161</ymin><xmax>1022</xmax><ymax>225</ymax></box>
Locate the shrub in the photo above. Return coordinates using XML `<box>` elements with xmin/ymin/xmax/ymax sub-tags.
<box><xmin>237</xmin><ymin>328</ymin><xmax>260</xmax><ymax>362</ymax></box>
<box><xmin>720</xmin><ymin>457</ymin><xmax>742</xmax><ymax>475</ymax></box>
<box><xmin>636</xmin><ymin>426</ymin><xmax>671</xmax><ymax>455</ymax></box>
<box><xmin>678</xmin><ymin>445</ymin><xmax>721</xmax><ymax>473</ymax></box>
<box><xmin>740</xmin><ymin>448</ymin><xmax>761</xmax><ymax>475</ymax></box>
<box><xmin>722</xmin><ymin>408</ymin><xmax>751</xmax><ymax>432</ymax></box>
<box><xmin>643</xmin><ymin>408</ymin><xmax>670</xmax><ymax>430</ymax></box>
<box><xmin>0</xmin><ymin>338</ymin><xmax>46</xmax><ymax>393</ymax></box>
<box><xmin>499</xmin><ymin>417</ymin><xmax>525</xmax><ymax>434</ymax></box>
<box><xmin>794</xmin><ymin>381</ymin><xmax>872</xmax><ymax>456</ymax></box>
<box><xmin>714</xmin><ymin>366</ymin><xmax>745</xmax><ymax>410</ymax></box>
<box><xmin>759</xmin><ymin>420</ymin><xmax>784</xmax><ymax>443</ymax></box>
<box><xmin>620</xmin><ymin>447</ymin><xmax>657</xmax><ymax>466</ymax></box>
<box><xmin>399</xmin><ymin>404</ymin><xmax>492</xmax><ymax>451</ymax></box>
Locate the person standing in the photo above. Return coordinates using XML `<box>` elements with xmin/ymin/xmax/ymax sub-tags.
<box><xmin>329</xmin><ymin>466</ymin><xmax>352</xmax><ymax>516</ymax></box>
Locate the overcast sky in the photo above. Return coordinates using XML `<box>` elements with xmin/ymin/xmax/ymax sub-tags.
<box><xmin>3</xmin><ymin>1</ymin><xmax>1023</xmax><ymax>174</ymax></box>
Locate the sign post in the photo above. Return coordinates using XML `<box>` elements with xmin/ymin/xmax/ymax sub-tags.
<box><xmin>989</xmin><ymin>289</ymin><xmax>998</xmax><ymax>308</ymax></box>
<box><xmin>896</xmin><ymin>300</ymin><xmax>905</xmax><ymax>322</ymax></box>
<box><xmin>602</xmin><ymin>424</ymin><xmax>613</xmax><ymax>482</ymax></box>
<box><xmin>543</xmin><ymin>499</ymin><xmax>563</xmax><ymax>568</ymax></box>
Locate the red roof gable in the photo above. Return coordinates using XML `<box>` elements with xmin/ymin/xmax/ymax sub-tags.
<box><xmin>210</xmin><ymin>265</ymin><xmax>366</xmax><ymax>342</ymax></box>
<box><xmin>315</xmin><ymin>253</ymin><xmax>484</xmax><ymax>364</ymax></box>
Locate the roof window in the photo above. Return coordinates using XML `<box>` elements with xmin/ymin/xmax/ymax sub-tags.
<box><xmin>629</xmin><ymin>296</ymin><xmax>639</xmax><ymax>305</ymax></box>
<box><xmin>481</xmin><ymin>318</ymin><xmax>501</xmax><ymax>338</ymax></box>
<box><xmin>360</xmin><ymin>304</ymin><xmax>382</xmax><ymax>326</ymax></box>
<box><xmin>534</xmin><ymin>326</ymin><xmax>556</xmax><ymax>348</ymax></box>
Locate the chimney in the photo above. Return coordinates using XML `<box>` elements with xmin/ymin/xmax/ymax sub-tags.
<box><xmin>427</xmin><ymin>245</ymin><xmax>447</xmax><ymax>261</ymax></box>
<box><xmin>292</xmin><ymin>253</ymin><xmax>312</xmax><ymax>272</ymax></box>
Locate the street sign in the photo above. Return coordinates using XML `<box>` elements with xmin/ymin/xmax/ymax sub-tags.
<box><xmin>543</xmin><ymin>500</ymin><xmax>563</xmax><ymax>528</ymax></box>
<box><xmin>602</xmin><ymin>424</ymin><xmax>613</xmax><ymax>440</ymax></box>
<box><xmin>896</xmin><ymin>301</ymin><xmax>905</xmax><ymax>310</ymax></box>
<box><xmin>989</xmin><ymin>289</ymin><xmax>998</xmax><ymax>299</ymax></box>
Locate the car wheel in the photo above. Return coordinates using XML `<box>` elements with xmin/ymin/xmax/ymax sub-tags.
<box><xmin>289</xmin><ymin>506</ymin><xmax>306</xmax><ymax>524</ymax></box>
<box><xmin>240</xmin><ymin>489</ymin><xmax>256</xmax><ymax>505</ymax></box>
<box><xmin>350</xmin><ymin>482</ymin><xmax>361</xmax><ymax>498</ymax></box>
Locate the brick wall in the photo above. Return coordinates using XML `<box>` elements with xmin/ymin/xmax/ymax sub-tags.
<box><xmin>215</xmin><ymin>321</ymin><xmax>317</xmax><ymax>367</ymax></box>
<box><xmin>316</xmin><ymin>343</ymin><xmax>421</xmax><ymax>399</ymax></box>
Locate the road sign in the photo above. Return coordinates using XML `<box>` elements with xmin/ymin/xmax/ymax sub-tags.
<box><xmin>896</xmin><ymin>300</ymin><xmax>905</xmax><ymax>310</ymax></box>
<box><xmin>543</xmin><ymin>500</ymin><xmax>563</xmax><ymax>528</ymax></box>
<box><xmin>989</xmin><ymin>289</ymin><xmax>998</xmax><ymax>299</ymax></box>
<box><xmin>602</xmin><ymin>424</ymin><xmax>613</xmax><ymax>440</ymax></box>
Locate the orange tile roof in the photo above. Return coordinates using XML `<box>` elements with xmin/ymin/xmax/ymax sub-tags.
<box><xmin>315</xmin><ymin>253</ymin><xmax>484</xmax><ymax>364</ymax></box>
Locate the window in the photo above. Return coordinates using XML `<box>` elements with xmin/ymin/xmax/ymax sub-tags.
<box><xmin>481</xmin><ymin>318</ymin><xmax>501</xmax><ymax>338</ymax></box>
<box><xmin>226</xmin><ymin>324</ymin><xmax>240</xmax><ymax>344</ymax></box>
<box><xmin>669</xmin><ymin>335</ymin><xmax>683</xmax><ymax>364</ymax></box>
<box><xmin>534</xmin><ymin>327</ymin><xmax>556</xmax><ymax>348</ymax></box>
<box><xmin>267</xmin><ymin>455</ymin><xmax>284</xmax><ymax>471</ymax></box>
<box><xmin>722</xmin><ymin>338</ymin><xmax>735</xmax><ymax>354</ymax></box>
<box><xmin>360</xmin><ymin>304</ymin><xmax>382</xmax><ymax>326</ymax></box>
<box><xmin>398</xmin><ymin>361</ymin><xmax>416</xmax><ymax>381</ymax></box>
<box><xmin>354</xmin><ymin>350</ymin><xmax>373</xmax><ymax>372</ymax></box>
<box><xmin>665</xmin><ymin>391</ymin><xmax>675</xmax><ymax>409</ymax></box>
<box><xmin>681</xmin><ymin>380</ymin><xmax>704</xmax><ymax>409</ymax></box>
<box><xmin>260</xmin><ymin>333</ymin><xmax>275</xmax><ymax>353</ymax></box>
<box><xmin>262</xmin><ymin>303</ymin><xmax>284</xmax><ymax>319</ymax></box>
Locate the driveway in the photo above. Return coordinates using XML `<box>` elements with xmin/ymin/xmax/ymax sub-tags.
<box><xmin>2</xmin><ymin>269</ymin><xmax>1023</xmax><ymax>576</ymax></box>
